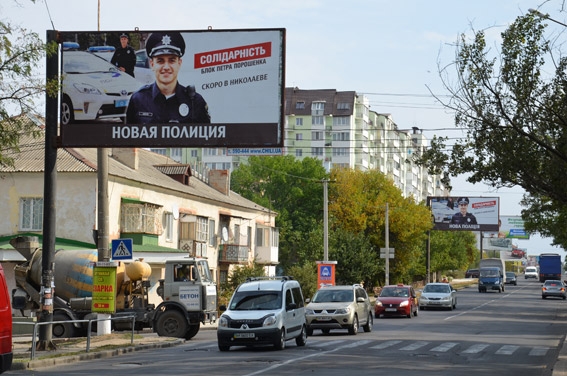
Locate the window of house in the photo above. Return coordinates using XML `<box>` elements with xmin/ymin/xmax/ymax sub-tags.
<box><xmin>271</xmin><ymin>228</ymin><xmax>279</xmax><ymax>247</ymax></box>
<box><xmin>295</xmin><ymin>118</ymin><xmax>303</xmax><ymax>126</ymax></box>
<box><xmin>196</xmin><ymin>216</ymin><xmax>209</xmax><ymax>242</ymax></box>
<box><xmin>170</xmin><ymin>148</ymin><xmax>182</xmax><ymax>162</ymax></box>
<box><xmin>234</xmin><ymin>224</ymin><xmax>241</xmax><ymax>245</ymax></box>
<box><xmin>337</xmin><ymin>102</ymin><xmax>350</xmax><ymax>110</ymax></box>
<box><xmin>333</xmin><ymin>116</ymin><xmax>350</xmax><ymax>126</ymax></box>
<box><xmin>311</xmin><ymin>147</ymin><xmax>324</xmax><ymax>156</ymax></box>
<box><xmin>220</xmin><ymin>270</ymin><xmax>228</xmax><ymax>284</ymax></box>
<box><xmin>209</xmin><ymin>219</ymin><xmax>216</xmax><ymax>246</ymax></box>
<box><xmin>312</xmin><ymin>131</ymin><xmax>324</xmax><ymax>140</ymax></box>
<box><xmin>296</xmin><ymin>101</ymin><xmax>305</xmax><ymax>109</ymax></box>
<box><xmin>312</xmin><ymin>116</ymin><xmax>324</xmax><ymax>125</ymax></box>
<box><xmin>311</xmin><ymin>101</ymin><xmax>325</xmax><ymax>113</ymax></box>
<box><xmin>164</xmin><ymin>212</ymin><xmax>173</xmax><ymax>242</ymax></box>
<box><xmin>121</xmin><ymin>201</ymin><xmax>162</xmax><ymax>234</ymax></box>
<box><xmin>295</xmin><ymin>149</ymin><xmax>303</xmax><ymax>157</ymax></box>
<box><xmin>296</xmin><ymin>133</ymin><xmax>303</xmax><ymax>141</ymax></box>
<box><xmin>332</xmin><ymin>132</ymin><xmax>350</xmax><ymax>141</ymax></box>
<box><xmin>20</xmin><ymin>197</ymin><xmax>43</xmax><ymax>231</ymax></box>
<box><xmin>190</xmin><ymin>149</ymin><xmax>198</xmax><ymax>157</ymax></box>
<box><xmin>256</xmin><ymin>227</ymin><xmax>267</xmax><ymax>247</ymax></box>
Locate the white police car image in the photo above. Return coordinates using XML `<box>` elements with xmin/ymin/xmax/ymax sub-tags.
<box><xmin>217</xmin><ymin>276</ymin><xmax>307</xmax><ymax>351</ymax></box>
<box><xmin>61</xmin><ymin>51</ymin><xmax>142</xmax><ymax>125</ymax></box>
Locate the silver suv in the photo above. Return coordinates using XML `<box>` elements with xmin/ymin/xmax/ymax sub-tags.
<box><xmin>305</xmin><ymin>284</ymin><xmax>373</xmax><ymax>335</ymax></box>
<box><xmin>217</xmin><ymin>276</ymin><xmax>307</xmax><ymax>351</ymax></box>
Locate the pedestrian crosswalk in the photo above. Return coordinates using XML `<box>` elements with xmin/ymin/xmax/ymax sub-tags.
<box><xmin>305</xmin><ymin>339</ymin><xmax>553</xmax><ymax>356</ymax></box>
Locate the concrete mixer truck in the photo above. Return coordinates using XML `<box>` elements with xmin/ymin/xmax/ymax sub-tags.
<box><xmin>10</xmin><ymin>239</ymin><xmax>217</xmax><ymax>340</ymax></box>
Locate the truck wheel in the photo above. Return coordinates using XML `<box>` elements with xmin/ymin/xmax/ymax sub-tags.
<box><xmin>156</xmin><ymin>310</ymin><xmax>188</xmax><ymax>338</ymax></box>
<box><xmin>184</xmin><ymin>324</ymin><xmax>200</xmax><ymax>340</ymax></box>
<box><xmin>52</xmin><ymin>311</ymin><xmax>77</xmax><ymax>338</ymax></box>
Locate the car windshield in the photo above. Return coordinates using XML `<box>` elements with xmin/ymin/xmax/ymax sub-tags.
<box><xmin>312</xmin><ymin>289</ymin><xmax>353</xmax><ymax>303</ymax></box>
<box><xmin>229</xmin><ymin>291</ymin><xmax>282</xmax><ymax>310</ymax></box>
<box><xmin>506</xmin><ymin>273</ymin><xmax>515</xmax><ymax>278</ymax></box>
<box><xmin>423</xmin><ymin>284</ymin><xmax>450</xmax><ymax>293</ymax></box>
<box><xmin>480</xmin><ymin>269</ymin><xmax>499</xmax><ymax>277</ymax></box>
<box><xmin>380</xmin><ymin>287</ymin><xmax>409</xmax><ymax>297</ymax></box>
<box><xmin>63</xmin><ymin>52</ymin><xmax>120</xmax><ymax>74</ymax></box>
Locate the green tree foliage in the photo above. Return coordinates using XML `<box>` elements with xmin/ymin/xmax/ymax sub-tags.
<box><xmin>0</xmin><ymin>10</ymin><xmax>46</xmax><ymax>167</ymax></box>
<box><xmin>328</xmin><ymin>168</ymin><xmax>432</xmax><ymax>285</ymax></box>
<box><xmin>428</xmin><ymin>231</ymin><xmax>478</xmax><ymax>273</ymax></box>
<box><xmin>414</xmin><ymin>12</ymin><xmax>567</xmax><ymax>248</ymax></box>
<box><xmin>218</xmin><ymin>262</ymin><xmax>266</xmax><ymax>307</ymax></box>
<box><xmin>230</xmin><ymin>155</ymin><xmax>328</xmax><ymax>270</ymax></box>
<box><xmin>286</xmin><ymin>263</ymin><xmax>318</xmax><ymax>301</ymax></box>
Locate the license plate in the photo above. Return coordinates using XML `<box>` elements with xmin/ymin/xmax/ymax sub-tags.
<box><xmin>430</xmin><ymin>301</ymin><xmax>441</xmax><ymax>304</ymax></box>
<box><xmin>234</xmin><ymin>333</ymin><xmax>255</xmax><ymax>339</ymax></box>
<box><xmin>385</xmin><ymin>308</ymin><xmax>397</xmax><ymax>312</ymax></box>
<box><xmin>115</xmin><ymin>99</ymin><xmax>128</xmax><ymax>108</ymax></box>
<box><xmin>316</xmin><ymin>316</ymin><xmax>331</xmax><ymax>321</ymax></box>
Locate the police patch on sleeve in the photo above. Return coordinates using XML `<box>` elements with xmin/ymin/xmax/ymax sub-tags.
<box><xmin>179</xmin><ymin>103</ymin><xmax>189</xmax><ymax>117</ymax></box>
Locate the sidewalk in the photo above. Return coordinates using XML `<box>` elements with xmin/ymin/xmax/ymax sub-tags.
<box><xmin>10</xmin><ymin>321</ymin><xmax>217</xmax><ymax>371</ymax></box>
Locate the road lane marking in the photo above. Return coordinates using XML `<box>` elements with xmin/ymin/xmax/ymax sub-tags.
<box><xmin>430</xmin><ymin>342</ymin><xmax>458</xmax><ymax>352</ymax></box>
<box><xmin>400</xmin><ymin>341</ymin><xmax>429</xmax><ymax>351</ymax></box>
<box><xmin>529</xmin><ymin>347</ymin><xmax>550</xmax><ymax>356</ymax></box>
<box><xmin>370</xmin><ymin>340</ymin><xmax>402</xmax><ymax>349</ymax></box>
<box><xmin>462</xmin><ymin>344</ymin><xmax>490</xmax><ymax>353</ymax></box>
<box><xmin>495</xmin><ymin>345</ymin><xmax>520</xmax><ymax>355</ymax></box>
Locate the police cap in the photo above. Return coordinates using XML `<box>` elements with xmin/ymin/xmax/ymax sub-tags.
<box><xmin>119</xmin><ymin>33</ymin><xmax>129</xmax><ymax>39</ymax></box>
<box><xmin>457</xmin><ymin>197</ymin><xmax>469</xmax><ymax>205</ymax></box>
<box><xmin>146</xmin><ymin>32</ymin><xmax>185</xmax><ymax>58</ymax></box>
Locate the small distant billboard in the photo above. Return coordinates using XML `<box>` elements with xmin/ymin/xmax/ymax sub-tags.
<box><xmin>226</xmin><ymin>147</ymin><xmax>284</xmax><ymax>156</ymax></box>
<box><xmin>54</xmin><ymin>28</ymin><xmax>285</xmax><ymax>148</ymax></box>
<box><xmin>427</xmin><ymin>196</ymin><xmax>499</xmax><ymax>232</ymax></box>
<box><xmin>483</xmin><ymin>215</ymin><xmax>529</xmax><ymax>239</ymax></box>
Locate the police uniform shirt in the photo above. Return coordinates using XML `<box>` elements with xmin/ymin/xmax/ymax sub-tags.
<box><xmin>450</xmin><ymin>212</ymin><xmax>478</xmax><ymax>225</ymax></box>
<box><xmin>126</xmin><ymin>82</ymin><xmax>211</xmax><ymax>124</ymax></box>
<box><xmin>111</xmin><ymin>45</ymin><xmax>136</xmax><ymax>77</ymax></box>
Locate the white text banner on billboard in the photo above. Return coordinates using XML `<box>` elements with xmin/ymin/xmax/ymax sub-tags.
<box><xmin>56</xmin><ymin>28</ymin><xmax>285</xmax><ymax>148</ymax></box>
<box><xmin>427</xmin><ymin>196</ymin><xmax>499</xmax><ymax>232</ymax></box>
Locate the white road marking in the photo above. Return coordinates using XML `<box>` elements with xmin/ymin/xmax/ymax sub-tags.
<box><xmin>495</xmin><ymin>345</ymin><xmax>520</xmax><ymax>355</ymax></box>
<box><xmin>370</xmin><ymin>340</ymin><xmax>402</xmax><ymax>349</ymax></box>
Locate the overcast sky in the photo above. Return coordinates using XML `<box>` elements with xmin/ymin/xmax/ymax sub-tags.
<box><xmin>4</xmin><ymin>0</ymin><xmax>566</xmax><ymax>257</ymax></box>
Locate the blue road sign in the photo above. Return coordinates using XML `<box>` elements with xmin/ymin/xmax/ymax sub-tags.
<box><xmin>111</xmin><ymin>238</ymin><xmax>133</xmax><ymax>260</ymax></box>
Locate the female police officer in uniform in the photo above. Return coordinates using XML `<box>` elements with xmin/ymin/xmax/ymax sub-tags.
<box><xmin>126</xmin><ymin>32</ymin><xmax>210</xmax><ymax>124</ymax></box>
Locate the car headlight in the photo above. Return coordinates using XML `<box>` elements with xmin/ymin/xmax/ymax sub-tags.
<box><xmin>218</xmin><ymin>316</ymin><xmax>228</xmax><ymax>328</ymax></box>
<box><xmin>72</xmin><ymin>83</ymin><xmax>102</xmax><ymax>95</ymax></box>
<box><xmin>420</xmin><ymin>296</ymin><xmax>429</xmax><ymax>301</ymax></box>
<box><xmin>305</xmin><ymin>308</ymin><xmax>315</xmax><ymax>315</ymax></box>
<box><xmin>263</xmin><ymin>315</ymin><xmax>277</xmax><ymax>327</ymax></box>
<box><xmin>441</xmin><ymin>296</ymin><xmax>451</xmax><ymax>301</ymax></box>
<box><xmin>375</xmin><ymin>301</ymin><xmax>383</xmax><ymax>307</ymax></box>
<box><xmin>399</xmin><ymin>301</ymin><xmax>409</xmax><ymax>307</ymax></box>
<box><xmin>335</xmin><ymin>307</ymin><xmax>351</xmax><ymax>315</ymax></box>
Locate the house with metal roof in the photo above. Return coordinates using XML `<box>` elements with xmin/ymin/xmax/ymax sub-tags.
<box><xmin>0</xmin><ymin>116</ymin><xmax>279</xmax><ymax>305</ymax></box>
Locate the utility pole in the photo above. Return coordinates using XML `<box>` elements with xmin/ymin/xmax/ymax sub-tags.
<box><xmin>96</xmin><ymin>1</ymin><xmax>112</xmax><ymax>335</ymax></box>
<box><xmin>385</xmin><ymin>203</ymin><xmax>389</xmax><ymax>286</ymax></box>
<box><xmin>323</xmin><ymin>179</ymin><xmax>328</xmax><ymax>261</ymax></box>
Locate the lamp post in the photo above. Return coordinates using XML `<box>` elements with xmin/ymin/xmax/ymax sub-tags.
<box><xmin>529</xmin><ymin>8</ymin><xmax>567</xmax><ymax>28</ymax></box>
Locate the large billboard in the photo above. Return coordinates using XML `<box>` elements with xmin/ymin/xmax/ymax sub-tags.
<box><xmin>55</xmin><ymin>29</ymin><xmax>285</xmax><ymax>148</ymax></box>
<box><xmin>428</xmin><ymin>196</ymin><xmax>499</xmax><ymax>232</ymax></box>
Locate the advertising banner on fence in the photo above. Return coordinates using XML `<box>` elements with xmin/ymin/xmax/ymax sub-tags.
<box><xmin>428</xmin><ymin>196</ymin><xmax>499</xmax><ymax>232</ymax></box>
<box><xmin>56</xmin><ymin>28</ymin><xmax>285</xmax><ymax>148</ymax></box>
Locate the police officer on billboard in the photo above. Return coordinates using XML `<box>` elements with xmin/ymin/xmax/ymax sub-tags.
<box><xmin>111</xmin><ymin>33</ymin><xmax>136</xmax><ymax>77</ymax></box>
<box><xmin>450</xmin><ymin>197</ymin><xmax>478</xmax><ymax>225</ymax></box>
<box><xmin>126</xmin><ymin>31</ymin><xmax>210</xmax><ymax>124</ymax></box>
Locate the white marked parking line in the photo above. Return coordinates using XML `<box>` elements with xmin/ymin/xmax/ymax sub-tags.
<box><xmin>370</xmin><ymin>340</ymin><xmax>402</xmax><ymax>349</ymax></box>
<box><xmin>462</xmin><ymin>344</ymin><xmax>490</xmax><ymax>354</ymax></box>
<box><xmin>430</xmin><ymin>342</ymin><xmax>458</xmax><ymax>352</ymax></box>
<box><xmin>400</xmin><ymin>341</ymin><xmax>429</xmax><ymax>351</ymax></box>
<box><xmin>495</xmin><ymin>345</ymin><xmax>520</xmax><ymax>355</ymax></box>
<box><xmin>529</xmin><ymin>347</ymin><xmax>550</xmax><ymax>356</ymax></box>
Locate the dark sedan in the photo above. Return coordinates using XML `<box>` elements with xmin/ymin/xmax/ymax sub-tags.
<box><xmin>465</xmin><ymin>269</ymin><xmax>479</xmax><ymax>278</ymax></box>
<box><xmin>505</xmin><ymin>272</ymin><xmax>517</xmax><ymax>285</ymax></box>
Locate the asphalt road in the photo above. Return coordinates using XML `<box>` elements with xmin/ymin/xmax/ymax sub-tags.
<box><xmin>7</xmin><ymin>278</ymin><xmax>567</xmax><ymax>376</ymax></box>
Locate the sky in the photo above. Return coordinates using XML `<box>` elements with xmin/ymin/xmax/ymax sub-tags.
<box><xmin>4</xmin><ymin>0</ymin><xmax>566</xmax><ymax>258</ymax></box>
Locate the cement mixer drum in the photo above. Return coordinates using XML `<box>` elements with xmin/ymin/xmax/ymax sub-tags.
<box><xmin>125</xmin><ymin>259</ymin><xmax>151</xmax><ymax>281</ymax></box>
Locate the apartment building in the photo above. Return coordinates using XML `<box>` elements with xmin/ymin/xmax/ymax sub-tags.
<box><xmin>151</xmin><ymin>87</ymin><xmax>446</xmax><ymax>202</ymax></box>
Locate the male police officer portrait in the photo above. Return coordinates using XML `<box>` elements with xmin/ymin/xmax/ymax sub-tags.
<box><xmin>126</xmin><ymin>31</ymin><xmax>211</xmax><ymax>124</ymax></box>
<box><xmin>111</xmin><ymin>33</ymin><xmax>136</xmax><ymax>77</ymax></box>
<box><xmin>450</xmin><ymin>197</ymin><xmax>478</xmax><ymax>225</ymax></box>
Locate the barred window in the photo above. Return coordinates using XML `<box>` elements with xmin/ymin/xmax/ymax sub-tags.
<box><xmin>121</xmin><ymin>202</ymin><xmax>162</xmax><ymax>234</ymax></box>
<box><xmin>20</xmin><ymin>198</ymin><xmax>43</xmax><ymax>231</ymax></box>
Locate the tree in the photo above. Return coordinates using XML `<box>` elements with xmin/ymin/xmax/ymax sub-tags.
<box><xmin>427</xmin><ymin>231</ymin><xmax>478</xmax><ymax>275</ymax></box>
<box><xmin>328</xmin><ymin>168</ymin><xmax>433</xmax><ymax>285</ymax></box>
<box><xmin>230</xmin><ymin>155</ymin><xmax>328</xmax><ymax>270</ymax></box>
<box><xmin>0</xmin><ymin>10</ymin><xmax>46</xmax><ymax>167</ymax></box>
<box><xmin>415</xmin><ymin>12</ymin><xmax>567</xmax><ymax>248</ymax></box>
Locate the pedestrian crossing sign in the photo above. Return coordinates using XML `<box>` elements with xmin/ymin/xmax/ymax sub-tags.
<box><xmin>111</xmin><ymin>238</ymin><xmax>133</xmax><ymax>260</ymax></box>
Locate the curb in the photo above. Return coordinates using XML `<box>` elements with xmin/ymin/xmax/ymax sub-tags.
<box><xmin>10</xmin><ymin>338</ymin><xmax>184</xmax><ymax>371</ymax></box>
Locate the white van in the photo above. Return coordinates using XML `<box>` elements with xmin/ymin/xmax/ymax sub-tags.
<box><xmin>217</xmin><ymin>276</ymin><xmax>307</xmax><ymax>351</ymax></box>
<box><xmin>525</xmin><ymin>266</ymin><xmax>538</xmax><ymax>279</ymax></box>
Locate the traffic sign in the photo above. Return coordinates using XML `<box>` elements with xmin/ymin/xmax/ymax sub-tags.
<box><xmin>111</xmin><ymin>238</ymin><xmax>133</xmax><ymax>260</ymax></box>
<box><xmin>380</xmin><ymin>248</ymin><xmax>395</xmax><ymax>259</ymax></box>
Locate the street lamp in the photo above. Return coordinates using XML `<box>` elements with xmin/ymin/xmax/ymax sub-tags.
<box><xmin>529</xmin><ymin>8</ymin><xmax>567</xmax><ymax>28</ymax></box>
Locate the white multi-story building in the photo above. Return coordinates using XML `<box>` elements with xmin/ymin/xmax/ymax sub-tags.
<box><xmin>152</xmin><ymin>87</ymin><xmax>447</xmax><ymax>202</ymax></box>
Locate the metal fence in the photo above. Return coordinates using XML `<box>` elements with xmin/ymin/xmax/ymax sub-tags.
<box><xmin>13</xmin><ymin>315</ymin><xmax>137</xmax><ymax>360</ymax></box>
